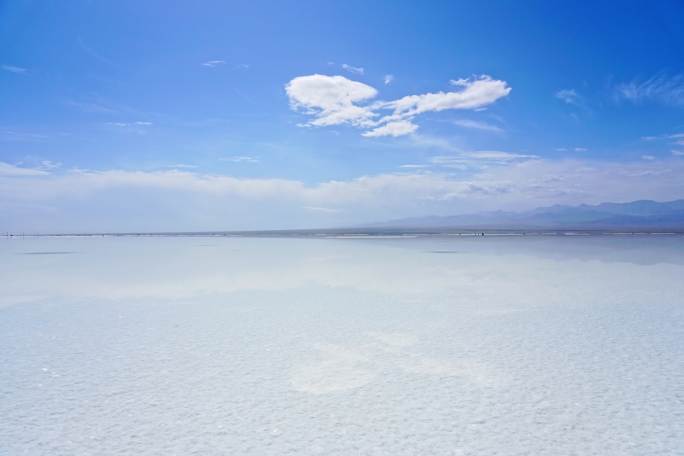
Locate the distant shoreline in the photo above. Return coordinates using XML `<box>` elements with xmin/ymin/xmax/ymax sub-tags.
<box><xmin>4</xmin><ymin>228</ymin><xmax>684</xmax><ymax>239</ymax></box>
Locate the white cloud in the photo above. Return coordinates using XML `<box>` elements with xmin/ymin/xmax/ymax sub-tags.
<box><xmin>430</xmin><ymin>151</ymin><xmax>537</xmax><ymax>169</ymax></box>
<box><xmin>303</xmin><ymin>206</ymin><xmax>341</xmax><ymax>214</ymax></box>
<box><xmin>163</xmin><ymin>164</ymin><xmax>198</xmax><ymax>169</ymax></box>
<box><xmin>383</xmin><ymin>75</ymin><xmax>511</xmax><ymax>118</ymax></box>
<box><xmin>467</xmin><ymin>151</ymin><xmax>537</xmax><ymax>161</ymax></box>
<box><xmin>640</xmin><ymin>133</ymin><xmax>684</xmax><ymax>156</ymax></box>
<box><xmin>672</xmin><ymin>150</ymin><xmax>684</xmax><ymax>156</ymax></box>
<box><xmin>221</xmin><ymin>155</ymin><xmax>260</xmax><ymax>163</ymax></box>
<box><xmin>555</xmin><ymin>89</ymin><xmax>581</xmax><ymax>105</ymax></box>
<box><xmin>3</xmin><ymin>159</ymin><xmax>684</xmax><ymax>232</ymax></box>
<box><xmin>0</xmin><ymin>129</ymin><xmax>48</xmax><ymax>142</ymax></box>
<box><xmin>641</xmin><ymin>155</ymin><xmax>656</xmax><ymax>160</ymax></box>
<box><xmin>202</xmin><ymin>60</ymin><xmax>226</xmax><ymax>67</ymax></box>
<box><xmin>452</xmin><ymin>118</ymin><xmax>504</xmax><ymax>133</ymax></box>
<box><xmin>399</xmin><ymin>164</ymin><xmax>429</xmax><ymax>169</ymax></box>
<box><xmin>615</xmin><ymin>73</ymin><xmax>684</xmax><ymax>106</ymax></box>
<box><xmin>384</xmin><ymin>74</ymin><xmax>394</xmax><ymax>85</ymax></box>
<box><xmin>38</xmin><ymin>160</ymin><xmax>61</xmax><ymax>170</ymax></box>
<box><xmin>285</xmin><ymin>74</ymin><xmax>378</xmax><ymax>127</ymax></box>
<box><xmin>286</xmin><ymin>74</ymin><xmax>511</xmax><ymax>137</ymax></box>
<box><xmin>66</xmin><ymin>99</ymin><xmax>118</xmax><ymax>114</ymax></box>
<box><xmin>107</xmin><ymin>121</ymin><xmax>152</xmax><ymax>127</ymax></box>
<box><xmin>0</xmin><ymin>162</ymin><xmax>49</xmax><ymax>177</ymax></box>
<box><xmin>2</xmin><ymin>64</ymin><xmax>27</xmax><ymax>74</ymax></box>
<box><xmin>409</xmin><ymin>134</ymin><xmax>461</xmax><ymax>152</ymax></box>
<box><xmin>362</xmin><ymin>120</ymin><xmax>417</xmax><ymax>137</ymax></box>
<box><xmin>341</xmin><ymin>64</ymin><xmax>364</xmax><ymax>75</ymax></box>
<box><xmin>555</xmin><ymin>147</ymin><xmax>587</xmax><ymax>153</ymax></box>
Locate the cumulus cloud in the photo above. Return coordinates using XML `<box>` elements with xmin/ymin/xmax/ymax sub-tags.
<box><xmin>285</xmin><ymin>74</ymin><xmax>378</xmax><ymax>127</ymax></box>
<box><xmin>614</xmin><ymin>73</ymin><xmax>684</xmax><ymax>106</ymax></box>
<box><xmin>285</xmin><ymin>74</ymin><xmax>511</xmax><ymax>137</ymax></box>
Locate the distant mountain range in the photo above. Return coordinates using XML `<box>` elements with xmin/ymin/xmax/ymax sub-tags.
<box><xmin>370</xmin><ymin>199</ymin><xmax>684</xmax><ymax>230</ymax></box>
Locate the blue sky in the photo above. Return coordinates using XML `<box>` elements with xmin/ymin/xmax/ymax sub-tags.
<box><xmin>2</xmin><ymin>0</ymin><xmax>684</xmax><ymax>232</ymax></box>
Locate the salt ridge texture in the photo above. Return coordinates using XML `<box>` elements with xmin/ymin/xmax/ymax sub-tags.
<box><xmin>1</xmin><ymin>236</ymin><xmax>683</xmax><ymax>455</ymax></box>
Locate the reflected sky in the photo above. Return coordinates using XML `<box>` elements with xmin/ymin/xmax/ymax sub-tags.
<box><xmin>1</xmin><ymin>236</ymin><xmax>683</xmax><ymax>455</ymax></box>
<box><xmin>2</xmin><ymin>235</ymin><xmax>684</xmax><ymax>308</ymax></box>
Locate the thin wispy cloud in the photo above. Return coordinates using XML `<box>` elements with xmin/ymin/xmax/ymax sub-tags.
<box><xmin>362</xmin><ymin>120</ymin><xmax>417</xmax><ymax>137</ymax></box>
<box><xmin>2</xmin><ymin>64</ymin><xmax>27</xmax><ymax>74</ymax></box>
<box><xmin>5</xmin><ymin>157</ymin><xmax>683</xmax><ymax>231</ymax></box>
<box><xmin>303</xmin><ymin>206</ymin><xmax>341</xmax><ymax>214</ymax></box>
<box><xmin>384</xmin><ymin>74</ymin><xmax>394</xmax><ymax>85</ymax></box>
<box><xmin>556</xmin><ymin>147</ymin><xmax>588</xmax><ymax>153</ymax></box>
<box><xmin>640</xmin><ymin>132</ymin><xmax>684</xmax><ymax>154</ymax></box>
<box><xmin>104</xmin><ymin>121</ymin><xmax>152</xmax><ymax>135</ymax></box>
<box><xmin>399</xmin><ymin>164</ymin><xmax>429</xmax><ymax>169</ymax></box>
<box><xmin>641</xmin><ymin>132</ymin><xmax>684</xmax><ymax>141</ymax></box>
<box><xmin>66</xmin><ymin>99</ymin><xmax>118</xmax><ymax>114</ymax></box>
<box><xmin>107</xmin><ymin>121</ymin><xmax>153</xmax><ymax>127</ymax></box>
<box><xmin>36</xmin><ymin>160</ymin><xmax>61</xmax><ymax>171</ymax></box>
<box><xmin>430</xmin><ymin>151</ymin><xmax>537</xmax><ymax>170</ymax></box>
<box><xmin>555</xmin><ymin>89</ymin><xmax>581</xmax><ymax>105</ymax></box>
<box><xmin>0</xmin><ymin>128</ymin><xmax>48</xmax><ymax>142</ymax></box>
<box><xmin>77</xmin><ymin>38</ymin><xmax>116</xmax><ymax>67</ymax></box>
<box><xmin>452</xmin><ymin>118</ymin><xmax>504</xmax><ymax>133</ymax></box>
<box><xmin>0</xmin><ymin>162</ymin><xmax>49</xmax><ymax>177</ymax></box>
<box><xmin>221</xmin><ymin>155</ymin><xmax>260</xmax><ymax>163</ymax></box>
<box><xmin>285</xmin><ymin>74</ymin><xmax>511</xmax><ymax>137</ymax></box>
<box><xmin>202</xmin><ymin>60</ymin><xmax>226</xmax><ymax>68</ymax></box>
<box><xmin>341</xmin><ymin>63</ymin><xmax>364</xmax><ymax>75</ymax></box>
<box><xmin>615</xmin><ymin>73</ymin><xmax>684</xmax><ymax>106</ymax></box>
<box><xmin>162</xmin><ymin>164</ymin><xmax>197</xmax><ymax>169</ymax></box>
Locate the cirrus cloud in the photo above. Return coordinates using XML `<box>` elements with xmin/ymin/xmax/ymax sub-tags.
<box><xmin>614</xmin><ymin>73</ymin><xmax>684</xmax><ymax>106</ymax></box>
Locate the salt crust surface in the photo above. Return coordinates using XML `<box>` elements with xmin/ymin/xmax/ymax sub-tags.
<box><xmin>1</xmin><ymin>236</ymin><xmax>683</xmax><ymax>455</ymax></box>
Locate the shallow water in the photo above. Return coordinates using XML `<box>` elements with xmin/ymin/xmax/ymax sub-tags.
<box><xmin>1</xmin><ymin>235</ymin><xmax>683</xmax><ymax>455</ymax></box>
